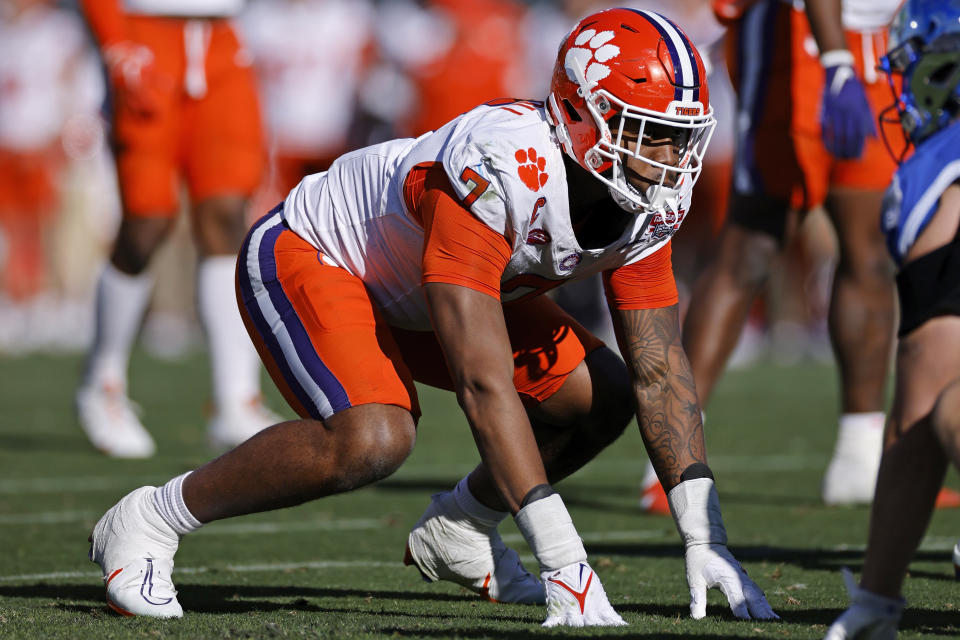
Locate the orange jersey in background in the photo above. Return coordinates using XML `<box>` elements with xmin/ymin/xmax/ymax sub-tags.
<box><xmin>80</xmin><ymin>1</ymin><xmax>264</xmax><ymax>216</ymax></box>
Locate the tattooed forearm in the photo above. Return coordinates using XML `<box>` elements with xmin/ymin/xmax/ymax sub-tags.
<box><xmin>614</xmin><ymin>304</ymin><xmax>706</xmax><ymax>489</ymax></box>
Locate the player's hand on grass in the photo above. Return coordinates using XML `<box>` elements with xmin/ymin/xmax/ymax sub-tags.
<box><xmin>824</xmin><ymin>568</ymin><xmax>903</xmax><ymax>640</ymax></box>
<box><xmin>684</xmin><ymin>541</ymin><xmax>778</xmax><ymax>620</ymax></box>
<box><xmin>668</xmin><ymin>475</ymin><xmax>778</xmax><ymax>620</ymax></box>
<box><xmin>541</xmin><ymin>561</ymin><xmax>626</xmax><ymax>627</ymax></box>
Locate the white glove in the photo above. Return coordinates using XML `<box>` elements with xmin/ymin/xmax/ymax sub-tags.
<box><xmin>824</xmin><ymin>569</ymin><xmax>904</xmax><ymax>640</ymax></box>
<box><xmin>684</xmin><ymin>541</ymin><xmax>778</xmax><ymax>620</ymax></box>
<box><xmin>669</xmin><ymin>477</ymin><xmax>778</xmax><ymax>620</ymax></box>
<box><xmin>542</xmin><ymin>561</ymin><xmax>627</xmax><ymax>627</ymax></box>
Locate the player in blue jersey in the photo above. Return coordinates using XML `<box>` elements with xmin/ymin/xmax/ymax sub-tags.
<box><xmin>826</xmin><ymin>1</ymin><xmax>960</xmax><ymax>637</ymax></box>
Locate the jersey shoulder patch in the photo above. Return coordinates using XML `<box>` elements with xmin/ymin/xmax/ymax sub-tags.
<box><xmin>441</xmin><ymin>101</ymin><xmax>561</xmax><ymax>241</ymax></box>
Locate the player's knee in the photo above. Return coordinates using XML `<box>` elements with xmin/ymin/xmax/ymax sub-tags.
<box><xmin>193</xmin><ymin>195</ymin><xmax>248</xmax><ymax>255</ymax></box>
<box><xmin>111</xmin><ymin>217</ymin><xmax>177</xmax><ymax>274</ymax></box>
<box><xmin>336</xmin><ymin>414</ymin><xmax>416</xmax><ymax>487</ymax></box>
<box><xmin>838</xmin><ymin>251</ymin><xmax>896</xmax><ymax>288</ymax></box>
<box><xmin>585</xmin><ymin>347</ymin><xmax>633</xmax><ymax>441</ymax></box>
<box><xmin>719</xmin><ymin>225</ymin><xmax>778</xmax><ymax>290</ymax></box>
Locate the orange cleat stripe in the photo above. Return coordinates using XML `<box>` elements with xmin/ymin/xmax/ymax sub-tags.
<box><xmin>106</xmin><ymin>598</ymin><xmax>135</xmax><ymax>617</ymax></box>
<box><xmin>106</xmin><ymin>568</ymin><xmax>123</xmax><ymax>586</ymax></box>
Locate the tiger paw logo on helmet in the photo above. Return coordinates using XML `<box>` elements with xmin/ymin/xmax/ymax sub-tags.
<box><xmin>564</xmin><ymin>29</ymin><xmax>620</xmax><ymax>84</ymax></box>
<box><xmin>516</xmin><ymin>148</ymin><xmax>549</xmax><ymax>192</ymax></box>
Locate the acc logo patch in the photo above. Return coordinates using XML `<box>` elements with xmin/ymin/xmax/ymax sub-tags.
<box><xmin>647</xmin><ymin>209</ymin><xmax>687</xmax><ymax>240</ymax></box>
<box><xmin>559</xmin><ymin>252</ymin><xmax>582</xmax><ymax>271</ymax></box>
<box><xmin>516</xmin><ymin>148</ymin><xmax>549</xmax><ymax>192</ymax></box>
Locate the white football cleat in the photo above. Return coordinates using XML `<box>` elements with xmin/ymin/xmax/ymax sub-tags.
<box><xmin>404</xmin><ymin>490</ymin><xmax>545</xmax><ymax>604</ymax></box>
<box><xmin>207</xmin><ymin>397</ymin><xmax>282</xmax><ymax>450</ymax></box>
<box><xmin>76</xmin><ymin>384</ymin><xmax>156</xmax><ymax>459</ymax></box>
<box><xmin>89</xmin><ymin>486</ymin><xmax>183</xmax><ymax>618</ymax></box>
<box><xmin>822</xmin><ymin>414</ymin><xmax>884</xmax><ymax>505</ymax></box>
<box><xmin>542</xmin><ymin>561</ymin><xmax>626</xmax><ymax>627</ymax></box>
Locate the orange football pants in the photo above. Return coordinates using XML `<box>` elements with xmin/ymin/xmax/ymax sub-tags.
<box><xmin>112</xmin><ymin>16</ymin><xmax>264</xmax><ymax>216</ymax></box>
<box><xmin>236</xmin><ymin>206</ymin><xmax>604</xmax><ymax>421</ymax></box>
<box><xmin>726</xmin><ymin>1</ymin><xmax>898</xmax><ymax>211</ymax></box>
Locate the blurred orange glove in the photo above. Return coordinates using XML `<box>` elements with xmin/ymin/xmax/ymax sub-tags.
<box><xmin>104</xmin><ymin>41</ymin><xmax>165</xmax><ymax>118</ymax></box>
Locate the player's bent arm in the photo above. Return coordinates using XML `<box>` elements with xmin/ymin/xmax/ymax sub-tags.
<box><xmin>424</xmin><ymin>282</ymin><xmax>548</xmax><ymax>514</ymax></box>
<box><xmin>611</xmin><ymin>301</ymin><xmax>777</xmax><ymax>620</ymax></box>
<box><xmin>610</xmin><ymin>303</ymin><xmax>706</xmax><ymax>490</ymax></box>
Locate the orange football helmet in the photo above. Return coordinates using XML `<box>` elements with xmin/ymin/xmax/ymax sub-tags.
<box><xmin>547</xmin><ymin>8</ymin><xmax>716</xmax><ymax>214</ymax></box>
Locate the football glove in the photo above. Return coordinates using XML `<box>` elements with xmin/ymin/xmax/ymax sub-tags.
<box><xmin>684</xmin><ymin>541</ymin><xmax>778</xmax><ymax>620</ymax></box>
<box><xmin>104</xmin><ymin>41</ymin><xmax>165</xmax><ymax>118</ymax></box>
<box><xmin>824</xmin><ymin>568</ymin><xmax>904</xmax><ymax>640</ymax></box>
<box><xmin>820</xmin><ymin>49</ymin><xmax>876</xmax><ymax>159</ymax></box>
<box><xmin>542</xmin><ymin>561</ymin><xmax>627</xmax><ymax>627</ymax></box>
<box><xmin>668</xmin><ymin>477</ymin><xmax>779</xmax><ymax>620</ymax></box>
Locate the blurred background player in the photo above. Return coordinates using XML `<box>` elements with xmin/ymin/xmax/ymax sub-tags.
<box><xmin>85</xmin><ymin>8</ymin><xmax>775</xmax><ymax>625</ymax></box>
<box><xmin>371</xmin><ymin>0</ymin><xmax>528</xmax><ymax>138</ymax></box>
<box><xmin>75</xmin><ymin>0</ymin><xmax>278</xmax><ymax>458</ymax></box>
<box><xmin>0</xmin><ymin>0</ymin><xmax>104</xmax><ymax>353</ymax></box>
<box><xmin>825</xmin><ymin>2</ymin><xmax>960</xmax><ymax>636</ymax></box>
<box><xmin>647</xmin><ymin>0</ymin><xmax>904</xmax><ymax>509</ymax></box>
<box><xmin>239</xmin><ymin>0</ymin><xmax>377</xmax><ymax>208</ymax></box>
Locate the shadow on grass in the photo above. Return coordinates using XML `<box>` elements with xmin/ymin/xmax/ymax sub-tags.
<box><xmin>583</xmin><ymin>542</ymin><xmax>955</xmax><ymax>577</ymax></box>
<box><xmin>3</xmin><ymin>582</ymin><xmax>957</xmax><ymax>635</ymax></box>
<box><xmin>784</xmin><ymin>606</ymin><xmax>960</xmax><ymax>635</ymax></box>
<box><xmin>0</xmin><ymin>582</ymin><xmax>529</xmax><ymax>619</ymax></box>
<box><xmin>0</xmin><ymin>433</ymin><xmax>90</xmax><ymax>454</ymax></box>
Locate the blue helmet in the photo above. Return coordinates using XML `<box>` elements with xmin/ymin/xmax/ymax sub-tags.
<box><xmin>879</xmin><ymin>0</ymin><xmax>960</xmax><ymax>149</ymax></box>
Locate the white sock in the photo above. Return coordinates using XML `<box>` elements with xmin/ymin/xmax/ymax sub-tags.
<box><xmin>153</xmin><ymin>472</ymin><xmax>203</xmax><ymax>535</ymax></box>
<box><xmin>642</xmin><ymin>461</ymin><xmax>659</xmax><ymax>489</ymax></box>
<box><xmin>835</xmin><ymin>412</ymin><xmax>885</xmax><ymax>456</ymax></box>
<box><xmin>452</xmin><ymin>476</ymin><xmax>508</xmax><ymax>531</ymax></box>
<box><xmin>83</xmin><ymin>262</ymin><xmax>153</xmax><ymax>390</ymax></box>
<box><xmin>197</xmin><ymin>256</ymin><xmax>261</xmax><ymax>413</ymax></box>
<box><xmin>514</xmin><ymin>493</ymin><xmax>586</xmax><ymax>572</ymax></box>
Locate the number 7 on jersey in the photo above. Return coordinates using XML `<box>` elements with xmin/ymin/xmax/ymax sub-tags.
<box><xmin>459</xmin><ymin>167</ymin><xmax>490</xmax><ymax>208</ymax></box>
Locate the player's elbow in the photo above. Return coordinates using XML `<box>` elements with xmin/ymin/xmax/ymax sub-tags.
<box><xmin>454</xmin><ymin>372</ymin><xmax>515</xmax><ymax>418</ymax></box>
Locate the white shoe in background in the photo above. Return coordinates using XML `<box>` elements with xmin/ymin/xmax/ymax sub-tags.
<box><xmin>822</xmin><ymin>413</ymin><xmax>884</xmax><ymax>506</ymax></box>
<box><xmin>76</xmin><ymin>384</ymin><xmax>156</xmax><ymax>459</ymax></box>
<box><xmin>207</xmin><ymin>397</ymin><xmax>282</xmax><ymax>450</ymax></box>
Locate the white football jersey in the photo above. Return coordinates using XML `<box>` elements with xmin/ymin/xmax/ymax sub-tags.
<box><xmin>239</xmin><ymin>0</ymin><xmax>374</xmax><ymax>155</ymax></box>
<box><xmin>0</xmin><ymin>6</ymin><xmax>94</xmax><ymax>150</ymax></box>
<box><xmin>282</xmin><ymin>102</ymin><xmax>688</xmax><ymax>331</ymax></box>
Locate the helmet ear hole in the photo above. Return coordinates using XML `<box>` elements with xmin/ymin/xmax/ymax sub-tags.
<box><xmin>562</xmin><ymin>99</ymin><xmax>582</xmax><ymax>123</ymax></box>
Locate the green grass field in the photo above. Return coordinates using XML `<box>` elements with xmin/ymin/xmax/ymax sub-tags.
<box><xmin>1</xmin><ymin>353</ymin><xmax>959</xmax><ymax>638</ymax></box>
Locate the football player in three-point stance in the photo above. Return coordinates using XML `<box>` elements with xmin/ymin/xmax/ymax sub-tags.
<box><xmin>86</xmin><ymin>8</ymin><xmax>776</xmax><ymax>627</ymax></box>
<box><xmin>825</xmin><ymin>1</ymin><xmax>960</xmax><ymax>637</ymax></box>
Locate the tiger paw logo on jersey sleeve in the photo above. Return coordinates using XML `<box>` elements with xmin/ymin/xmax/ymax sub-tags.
<box><xmin>565</xmin><ymin>29</ymin><xmax>620</xmax><ymax>84</ymax></box>
<box><xmin>516</xmin><ymin>148</ymin><xmax>549</xmax><ymax>192</ymax></box>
